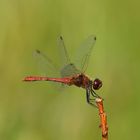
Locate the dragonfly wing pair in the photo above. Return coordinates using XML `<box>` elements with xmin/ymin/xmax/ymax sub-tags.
<box><xmin>58</xmin><ymin>35</ymin><xmax>96</xmax><ymax>77</ymax></box>
<box><xmin>35</xmin><ymin>35</ymin><xmax>96</xmax><ymax>78</ymax></box>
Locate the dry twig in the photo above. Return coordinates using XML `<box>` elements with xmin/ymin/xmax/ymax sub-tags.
<box><xmin>96</xmin><ymin>98</ymin><xmax>108</xmax><ymax>140</ymax></box>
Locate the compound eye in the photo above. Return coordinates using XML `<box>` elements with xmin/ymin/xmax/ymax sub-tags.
<box><xmin>93</xmin><ymin>78</ymin><xmax>102</xmax><ymax>90</ymax></box>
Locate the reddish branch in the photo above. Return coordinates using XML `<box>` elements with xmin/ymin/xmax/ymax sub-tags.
<box><xmin>96</xmin><ymin>98</ymin><xmax>108</xmax><ymax>140</ymax></box>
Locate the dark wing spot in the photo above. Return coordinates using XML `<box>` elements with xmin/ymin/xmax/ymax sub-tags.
<box><xmin>36</xmin><ymin>50</ymin><xmax>41</xmax><ymax>54</ymax></box>
<box><xmin>70</xmin><ymin>63</ymin><xmax>74</xmax><ymax>66</ymax></box>
<box><xmin>60</xmin><ymin>36</ymin><xmax>63</xmax><ymax>40</ymax></box>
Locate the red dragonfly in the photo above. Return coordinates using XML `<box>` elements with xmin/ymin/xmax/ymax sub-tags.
<box><xmin>23</xmin><ymin>35</ymin><xmax>102</xmax><ymax>106</ymax></box>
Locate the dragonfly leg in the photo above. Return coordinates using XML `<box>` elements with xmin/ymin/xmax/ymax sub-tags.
<box><xmin>86</xmin><ymin>88</ymin><xmax>97</xmax><ymax>107</ymax></box>
<box><xmin>91</xmin><ymin>89</ymin><xmax>101</xmax><ymax>98</ymax></box>
<box><xmin>88</xmin><ymin>81</ymin><xmax>101</xmax><ymax>99</ymax></box>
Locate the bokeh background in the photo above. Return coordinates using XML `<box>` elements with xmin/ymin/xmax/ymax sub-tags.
<box><xmin>0</xmin><ymin>0</ymin><xmax>140</xmax><ymax>140</ymax></box>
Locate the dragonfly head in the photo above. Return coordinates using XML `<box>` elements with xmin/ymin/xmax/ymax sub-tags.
<box><xmin>93</xmin><ymin>78</ymin><xmax>102</xmax><ymax>90</ymax></box>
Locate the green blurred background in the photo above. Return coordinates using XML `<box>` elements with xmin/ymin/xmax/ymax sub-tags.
<box><xmin>0</xmin><ymin>0</ymin><xmax>140</xmax><ymax>140</ymax></box>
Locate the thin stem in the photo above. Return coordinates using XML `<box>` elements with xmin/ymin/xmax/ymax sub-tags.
<box><xmin>96</xmin><ymin>98</ymin><xmax>108</xmax><ymax>140</ymax></box>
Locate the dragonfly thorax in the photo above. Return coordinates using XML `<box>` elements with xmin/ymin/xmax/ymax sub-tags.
<box><xmin>71</xmin><ymin>73</ymin><xmax>90</xmax><ymax>88</ymax></box>
<box><xmin>71</xmin><ymin>74</ymin><xmax>102</xmax><ymax>90</ymax></box>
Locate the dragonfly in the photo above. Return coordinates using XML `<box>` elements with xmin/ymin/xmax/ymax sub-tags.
<box><xmin>23</xmin><ymin>35</ymin><xmax>102</xmax><ymax>106</ymax></box>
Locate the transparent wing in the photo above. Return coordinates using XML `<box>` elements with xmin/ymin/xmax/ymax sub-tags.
<box><xmin>57</xmin><ymin>36</ymin><xmax>71</xmax><ymax>70</ymax></box>
<box><xmin>57</xmin><ymin>36</ymin><xmax>81</xmax><ymax>77</ymax></box>
<box><xmin>73</xmin><ymin>35</ymin><xmax>96</xmax><ymax>72</ymax></box>
<box><xmin>33</xmin><ymin>50</ymin><xmax>59</xmax><ymax>77</ymax></box>
<box><xmin>60</xmin><ymin>63</ymin><xmax>81</xmax><ymax>77</ymax></box>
